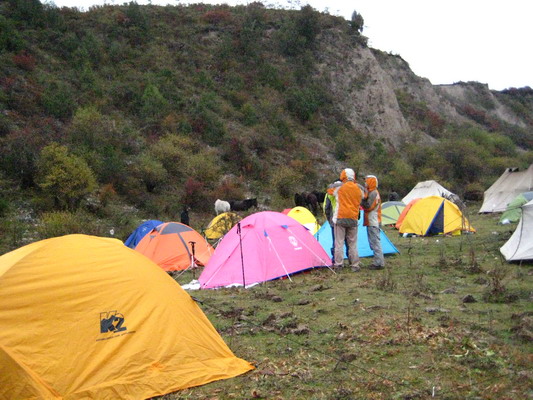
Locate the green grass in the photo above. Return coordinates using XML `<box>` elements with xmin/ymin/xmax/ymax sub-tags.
<box><xmin>160</xmin><ymin>204</ymin><xmax>533</xmax><ymax>399</ymax></box>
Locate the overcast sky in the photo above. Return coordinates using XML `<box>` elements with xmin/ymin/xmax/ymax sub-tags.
<box><xmin>49</xmin><ymin>0</ymin><xmax>532</xmax><ymax>91</ymax></box>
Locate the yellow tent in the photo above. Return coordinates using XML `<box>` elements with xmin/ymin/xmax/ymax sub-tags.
<box><xmin>0</xmin><ymin>234</ymin><xmax>253</xmax><ymax>399</ymax></box>
<box><xmin>398</xmin><ymin>196</ymin><xmax>475</xmax><ymax>236</ymax></box>
<box><xmin>204</xmin><ymin>212</ymin><xmax>241</xmax><ymax>240</ymax></box>
<box><xmin>287</xmin><ymin>206</ymin><xmax>320</xmax><ymax>234</ymax></box>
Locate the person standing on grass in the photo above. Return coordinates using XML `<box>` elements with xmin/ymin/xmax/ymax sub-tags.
<box><xmin>362</xmin><ymin>175</ymin><xmax>384</xmax><ymax>270</ymax></box>
<box><xmin>332</xmin><ymin>168</ymin><xmax>363</xmax><ymax>271</ymax></box>
<box><xmin>180</xmin><ymin>205</ymin><xmax>190</xmax><ymax>226</ymax></box>
<box><xmin>324</xmin><ymin>179</ymin><xmax>342</xmax><ymax>259</ymax></box>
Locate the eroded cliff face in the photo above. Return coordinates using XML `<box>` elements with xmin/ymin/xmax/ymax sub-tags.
<box><xmin>437</xmin><ymin>83</ymin><xmax>528</xmax><ymax>128</ymax></box>
<box><xmin>315</xmin><ymin>29</ymin><xmax>531</xmax><ymax>149</ymax></box>
<box><xmin>316</xmin><ymin>29</ymin><xmax>412</xmax><ymax>148</ymax></box>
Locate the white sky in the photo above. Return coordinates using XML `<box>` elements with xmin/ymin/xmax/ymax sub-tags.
<box><xmin>49</xmin><ymin>0</ymin><xmax>532</xmax><ymax>91</ymax></box>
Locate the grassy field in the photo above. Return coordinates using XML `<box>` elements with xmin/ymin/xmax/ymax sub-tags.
<box><xmin>162</xmin><ymin>204</ymin><xmax>532</xmax><ymax>400</ymax></box>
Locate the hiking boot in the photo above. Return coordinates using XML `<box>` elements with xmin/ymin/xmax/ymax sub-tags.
<box><xmin>368</xmin><ymin>264</ymin><xmax>384</xmax><ymax>270</ymax></box>
<box><xmin>351</xmin><ymin>266</ymin><xmax>361</xmax><ymax>272</ymax></box>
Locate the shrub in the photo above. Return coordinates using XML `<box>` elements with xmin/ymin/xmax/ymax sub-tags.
<box><xmin>233</xmin><ymin>3</ymin><xmax>267</xmax><ymax>59</ymax></box>
<box><xmin>37</xmin><ymin>210</ymin><xmax>103</xmax><ymax>239</ymax></box>
<box><xmin>276</xmin><ymin>19</ymin><xmax>307</xmax><ymax>57</ymax></box>
<box><xmin>240</xmin><ymin>102</ymin><xmax>258</xmax><ymax>126</ymax></box>
<box><xmin>190</xmin><ymin>109</ymin><xmax>226</xmax><ymax>146</ymax></box>
<box><xmin>216</xmin><ymin>177</ymin><xmax>245</xmax><ymax>200</ymax></box>
<box><xmin>36</xmin><ymin>143</ymin><xmax>97</xmax><ymax>210</ymax></box>
<box><xmin>41</xmin><ymin>80</ymin><xmax>76</xmax><ymax>119</ymax></box>
<box><xmin>182</xmin><ymin>177</ymin><xmax>210</xmax><ymax>211</ymax></box>
<box><xmin>269</xmin><ymin>165</ymin><xmax>304</xmax><ymax>199</ymax></box>
<box><xmin>130</xmin><ymin>153</ymin><xmax>168</xmax><ymax>193</ymax></box>
<box><xmin>201</xmin><ymin>10</ymin><xmax>232</xmax><ymax>25</ymax></box>
<box><xmin>140</xmin><ymin>84</ymin><xmax>169</xmax><ymax>120</ymax></box>
<box><xmin>286</xmin><ymin>86</ymin><xmax>325</xmax><ymax>122</ymax></box>
<box><xmin>0</xmin><ymin>197</ymin><xmax>9</xmax><ymax>217</ymax></box>
<box><xmin>0</xmin><ymin>15</ymin><xmax>25</xmax><ymax>52</ymax></box>
<box><xmin>0</xmin><ymin>127</ymin><xmax>44</xmax><ymax>188</ymax></box>
<box><xmin>12</xmin><ymin>51</ymin><xmax>36</xmax><ymax>71</ymax></box>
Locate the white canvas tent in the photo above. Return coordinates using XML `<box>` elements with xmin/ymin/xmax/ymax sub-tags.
<box><xmin>500</xmin><ymin>199</ymin><xmax>533</xmax><ymax>261</ymax></box>
<box><xmin>402</xmin><ymin>180</ymin><xmax>458</xmax><ymax>205</ymax></box>
<box><xmin>479</xmin><ymin>164</ymin><xmax>533</xmax><ymax>213</ymax></box>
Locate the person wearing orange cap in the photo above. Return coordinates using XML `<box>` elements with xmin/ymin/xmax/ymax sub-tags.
<box><xmin>332</xmin><ymin>168</ymin><xmax>364</xmax><ymax>271</ymax></box>
<box><xmin>362</xmin><ymin>174</ymin><xmax>384</xmax><ymax>270</ymax></box>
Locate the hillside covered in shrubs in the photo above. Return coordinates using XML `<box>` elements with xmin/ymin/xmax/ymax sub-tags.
<box><xmin>0</xmin><ymin>0</ymin><xmax>532</xmax><ymax>251</ymax></box>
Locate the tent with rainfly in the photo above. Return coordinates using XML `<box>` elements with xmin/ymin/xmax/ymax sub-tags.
<box><xmin>204</xmin><ymin>212</ymin><xmax>241</xmax><ymax>240</ymax></box>
<box><xmin>499</xmin><ymin>191</ymin><xmax>533</xmax><ymax>224</ymax></box>
<box><xmin>397</xmin><ymin>196</ymin><xmax>475</xmax><ymax>236</ymax></box>
<box><xmin>500</xmin><ymin>199</ymin><xmax>533</xmax><ymax>261</ymax></box>
<box><xmin>124</xmin><ymin>219</ymin><xmax>163</xmax><ymax>248</ymax></box>
<box><xmin>135</xmin><ymin>222</ymin><xmax>214</xmax><ymax>271</ymax></box>
<box><xmin>402</xmin><ymin>180</ymin><xmax>459</xmax><ymax>205</ymax></box>
<box><xmin>314</xmin><ymin>214</ymin><xmax>399</xmax><ymax>259</ymax></box>
<box><xmin>0</xmin><ymin>234</ymin><xmax>253</xmax><ymax>400</ymax></box>
<box><xmin>479</xmin><ymin>164</ymin><xmax>533</xmax><ymax>213</ymax></box>
<box><xmin>381</xmin><ymin>201</ymin><xmax>406</xmax><ymax>226</ymax></box>
<box><xmin>198</xmin><ymin>211</ymin><xmax>331</xmax><ymax>289</ymax></box>
<box><xmin>286</xmin><ymin>206</ymin><xmax>321</xmax><ymax>234</ymax></box>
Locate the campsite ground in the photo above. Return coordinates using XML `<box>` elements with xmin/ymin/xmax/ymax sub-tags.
<box><xmin>164</xmin><ymin>203</ymin><xmax>532</xmax><ymax>400</ymax></box>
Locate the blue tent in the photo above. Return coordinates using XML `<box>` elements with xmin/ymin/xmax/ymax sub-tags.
<box><xmin>124</xmin><ymin>220</ymin><xmax>164</xmax><ymax>248</ymax></box>
<box><xmin>314</xmin><ymin>217</ymin><xmax>399</xmax><ymax>259</ymax></box>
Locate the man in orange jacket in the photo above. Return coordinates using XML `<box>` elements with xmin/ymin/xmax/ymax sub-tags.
<box><xmin>362</xmin><ymin>175</ymin><xmax>384</xmax><ymax>269</ymax></box>
<box><xmin>332</xmin><ymin>168</ymin><xmax>364</xmax><ymax>271</ymax></box>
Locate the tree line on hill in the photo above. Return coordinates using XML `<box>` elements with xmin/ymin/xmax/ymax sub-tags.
<box><xmin>0</xmin><ymin>0</ymin><xmax>531</xmax><ymax>251</ymax></box>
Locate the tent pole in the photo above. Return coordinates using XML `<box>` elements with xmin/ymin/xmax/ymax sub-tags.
<box><xmin>237</xmin><ymin>223</ymin><xmax>246</xmax><ymax>287</ymax></box>
<box><xmin>189</xmin><ymin>241</ymin><xmax>197</xmax><ymax>279</ymax></box>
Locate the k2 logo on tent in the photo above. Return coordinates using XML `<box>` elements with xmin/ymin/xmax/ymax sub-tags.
<box><xmin>100</xmin><ymin>311</ymin><xmax>127</xmax><ymax>334</ymax></box>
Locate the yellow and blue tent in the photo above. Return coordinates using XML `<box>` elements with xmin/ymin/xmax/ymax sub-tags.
<box><xmin>398</xmin><ymin>196</ymin><xmax>475</xmax><ymax>236</ymax></box>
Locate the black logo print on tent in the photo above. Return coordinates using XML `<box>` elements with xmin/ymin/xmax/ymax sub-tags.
<box><xmin>100</xmin><ymin>311</ymin><xmax>127</xmax><ymax>334</ymax></box>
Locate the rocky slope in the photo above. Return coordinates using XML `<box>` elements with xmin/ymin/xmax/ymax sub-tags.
<box><xmin>316</xmin><ymin>28</ymin><xmax>531</xmax><ymax>149</ymax></box>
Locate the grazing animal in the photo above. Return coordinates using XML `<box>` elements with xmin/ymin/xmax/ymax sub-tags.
<box><xmin>305</xmin><ymin>192</ymin><xmax>319</xmax><ymax>215</ymax></box>
<box><xmin>312</xmin><ymin>190</ymin><xmax>326</xmax><ymax>204</ymax></box>
<box><xmin>294</xmin><ymin>193</ymin><xmax>306</xmax><ymax>207</ymax></box>
<box><xmin>229</xmin><ymin>198</ymin><xmax>258</xmax><ymax>212</ymax></box>
<box><xmin>295</xmin><ymin>192</ymin><xmax>321</xmax><ymax>215</ymax></box>
<box><xmin>215</xmin><ymin>199</ymin><xmax>231</xmax><ymax>215</ymax></box>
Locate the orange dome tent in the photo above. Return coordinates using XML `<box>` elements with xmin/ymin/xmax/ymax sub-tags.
<box><xmin>0</xmin><ymin>234</ymin><xmax>253</xmax><ymax>399</ymax></box>
<box><xmin>135</xmin><ymin>222</ymin><xmax>214</xmax><ymax>271</ymax></box>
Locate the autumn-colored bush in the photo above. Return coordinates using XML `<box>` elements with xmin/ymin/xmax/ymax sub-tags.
<box><xmin>183</xmin><ymin>177</ymin><xmax>209</xmax><ymax>211</ymax></box>
<box><xmin>13</xmin><ymin>52</ymin><xmax>36</xmax><ymax>71</ymax></box>
<box><xmin>201</xmin><ymin>10</ymin><xmax>232</xmax><ymax>25</ymax></box>
<box><xmin>36</xmin><ymin>143</ymin><xmax>97</xmax><ymax>211</ymax></box>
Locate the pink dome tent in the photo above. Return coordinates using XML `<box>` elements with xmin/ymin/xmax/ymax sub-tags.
<box><xmin>199</xmin><ymin>211</ymin><xmax>331</xmax><ymax>289</ymax></box>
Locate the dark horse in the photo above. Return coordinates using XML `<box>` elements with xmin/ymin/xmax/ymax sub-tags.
<box><xmin>294</xmin><ymin>192</ymin><xmax>324</xmax><ymax>215</ymax></box>
<box><xmin>229</xmin><ymin>198</ymin><xmax>258</xmax><ymax>211</ymax></box>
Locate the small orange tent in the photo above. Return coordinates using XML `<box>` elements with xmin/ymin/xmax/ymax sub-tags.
<box><xmin>135</xmin><ymin>222</ymin><xmax>214</xmax><ymax>271</ymax></box>
<box><xmin>0</xmin><ymin>234</ymin><xmax>253</xmax><ymax>399</ymax></box>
